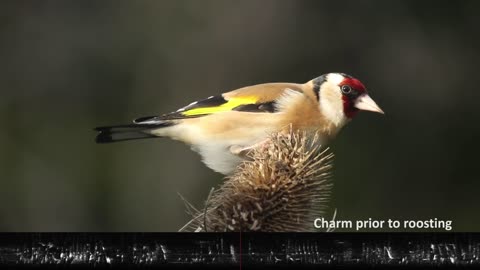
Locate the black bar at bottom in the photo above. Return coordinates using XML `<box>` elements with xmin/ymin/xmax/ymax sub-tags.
<box><xmin>0</xmin><ymin>233</ymin><xmax>479</xmax><ymax>267</ymax></box>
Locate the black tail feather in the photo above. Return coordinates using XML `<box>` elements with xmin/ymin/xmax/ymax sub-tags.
<box><xmin>94</xmin><ymin>123</ymin><xmax>171</xmax><ymax>144</ymax></box>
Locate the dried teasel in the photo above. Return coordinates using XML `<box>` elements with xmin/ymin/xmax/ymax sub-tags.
<box><xmin>179</xmin><ymin>128</ymin><xmax>334</xmax><ymax>232</ymax></box>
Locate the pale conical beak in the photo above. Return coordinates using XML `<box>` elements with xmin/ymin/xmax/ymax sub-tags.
<box><xmin>354</xmin><ymin>94</ymin><xmax>384</xmax><ymax>114</ymax></box>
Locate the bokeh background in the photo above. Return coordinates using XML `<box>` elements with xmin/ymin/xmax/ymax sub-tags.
<box><xmin>0</xmin><ymin>0</ymin><xmax>479</xmax><ymax>231</ymax></box>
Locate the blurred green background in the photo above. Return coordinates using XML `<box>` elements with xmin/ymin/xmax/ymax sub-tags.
<box><xmin>0</xmin><ymin>0</ymin><xmax>479</xmax><ymax>232</ymax></box>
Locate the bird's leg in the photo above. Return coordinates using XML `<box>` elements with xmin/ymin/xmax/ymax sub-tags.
<box><xmin>229</xmin><ymin>138</ymin><xmax>272</xmax><ymax>158</ymax></box>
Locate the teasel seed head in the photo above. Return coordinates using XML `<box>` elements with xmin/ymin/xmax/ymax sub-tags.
<box><xmin>179</xmin><ymin>129</ymin><xmax>334</xmax><ymax>232</ymax></box>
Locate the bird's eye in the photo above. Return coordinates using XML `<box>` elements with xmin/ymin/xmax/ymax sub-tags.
<box><xmin>341</xmin><ymin>85</ymin><xmax>352</xmax><ymax>94</ymax></box>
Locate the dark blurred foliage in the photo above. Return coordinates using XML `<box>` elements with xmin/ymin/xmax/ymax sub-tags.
<box><xmin>0</xmin><ymin>0</ymin><xmax>479</xmax><ymax>231</ymax></box>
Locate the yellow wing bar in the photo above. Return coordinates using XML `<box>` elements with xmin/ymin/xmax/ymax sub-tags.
<box><xmin>181</xmin><ymin>96</ymin><xmax>258</xmax><ymax>116</ymax></box>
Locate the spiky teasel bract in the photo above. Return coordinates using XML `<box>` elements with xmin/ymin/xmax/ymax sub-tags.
<box><xmin>179</xmin><ymin>128</ymin><xmax>334</xmax><ymax>232</ymax></box>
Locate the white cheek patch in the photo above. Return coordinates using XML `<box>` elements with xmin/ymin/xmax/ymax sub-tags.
<box><xmin>319</xmin><ymin>83</ymin><xmax>348</xmax><ymax>127</ymax></box>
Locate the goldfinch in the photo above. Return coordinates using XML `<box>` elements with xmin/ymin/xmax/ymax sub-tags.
<box><xmin>95</xmin><ymin>73</ymin><xmax>383</xmax><ymax>174</ymax></box>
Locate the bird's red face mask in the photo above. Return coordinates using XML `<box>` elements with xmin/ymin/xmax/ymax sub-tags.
<box><xmin>339</xmin><ymin>77</ymin><xmax>384</xmax><ymax>118</ymax></box>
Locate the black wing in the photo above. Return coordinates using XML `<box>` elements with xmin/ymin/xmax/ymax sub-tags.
<box><xmin>134</xmin><ymin>95</ymin><xmax>277</xmax><ymax>124</ymax></box>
